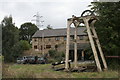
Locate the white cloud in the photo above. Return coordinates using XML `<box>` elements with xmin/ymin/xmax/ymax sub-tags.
<box><xmin>0</xmin><ymin>0</ymin><xmax>92</xmax><ymax>29</ymax></box>
<box><xmin>1</xmin><ymin>0</ymin><xmax>93</xmax><ymax>2</ymax></box>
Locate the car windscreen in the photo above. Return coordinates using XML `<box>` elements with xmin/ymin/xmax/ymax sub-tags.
<box><xmin>38</xmin><ymin>57</ymin><xmax>44</xmax><ymax>60</ymax></box>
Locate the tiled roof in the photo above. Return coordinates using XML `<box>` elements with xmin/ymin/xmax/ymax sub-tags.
<box><xmin>32</xmin><ymin>27</ymin><xmax>87</xmax><ymax>38</ymax></box>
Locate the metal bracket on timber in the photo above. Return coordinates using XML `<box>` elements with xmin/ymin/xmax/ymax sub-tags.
<box><xmin>65</xmin><ymin>10</ymin><xmax>108</xmax><ymax>72</ymax></box>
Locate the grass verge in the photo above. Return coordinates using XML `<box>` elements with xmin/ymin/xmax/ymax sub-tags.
<box><xmin>2</xmin><ymin>63</ymin><xmax>119</xmax><ymax>78</ymax></box>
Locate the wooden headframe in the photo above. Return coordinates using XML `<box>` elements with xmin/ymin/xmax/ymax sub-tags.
<box><xmin>65</xmin><ymin>10</ymin><xmax>108</xmax><ymax>72</ymax></box>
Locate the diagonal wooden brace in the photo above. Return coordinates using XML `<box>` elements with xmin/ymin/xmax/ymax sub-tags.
<box><xmin>90</xmin><ymin>20</ymin><xmax>108</xmax><ymax>70</ymax></box>
<box><xmin>83</xmin><ymin>18</ymin><xmax>102</xmax><ymax>72</ymax></box>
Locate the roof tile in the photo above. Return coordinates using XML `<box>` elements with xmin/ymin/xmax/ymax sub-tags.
<box><xmin>32</xmin><ymin>27</ymin><xmax>87</xmax><ymax>38</ymax></box>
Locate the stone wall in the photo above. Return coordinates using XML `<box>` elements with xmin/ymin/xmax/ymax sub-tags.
<box><xmin>32</xmin><ymin>35</ymin><xmax>89</xmax><ymax>54</ymax></box>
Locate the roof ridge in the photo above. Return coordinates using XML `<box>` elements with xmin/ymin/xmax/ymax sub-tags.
<box><xmin>39</xmin><ymin>27</ymin><xmax>86</xmax><ymax>31</ymax></box>
<box><xmin>32</xmin><ymin>27</ymin><xmax>87</xmax><ymax>38</ymax></box>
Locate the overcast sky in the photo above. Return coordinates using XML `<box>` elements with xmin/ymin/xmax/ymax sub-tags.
<box><xmin>0</xmin><ymin>0</ymin><xmax>93</xmax><ymax>29</ymax></box>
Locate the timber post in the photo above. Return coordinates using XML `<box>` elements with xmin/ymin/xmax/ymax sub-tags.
<box><xmin>65</xmin><ymin>19</ymin><xmax>72</xmax><ymax>71</ymax></box>
<box><xmin>73</xmin><ymin>16</ymin><xmax>80</xmax><ymax>69</ymax></box>
<box><xmin>90</xmin><ymin>20</ymin><xmax>108</xmax><ymax>70</ymax></box>
<box><xmin>74</xmin><ymin>26</ymin><xmax>78</xmax><ymax>69</ymax></box>
<box><xmin>83</xmin><ymin>17</ymin><xmax>102</xmax><ymax>72</ymax></box>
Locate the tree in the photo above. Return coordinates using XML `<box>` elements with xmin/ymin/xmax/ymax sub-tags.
<box><xmin>90</xmin><ymin>2</ymin><xmax>120</xmax><ymax>56</ymax></box>
<box><xmin>48</xmin><ymin>50</ymin><xmax>65</xmax><ymax>62</ymax></box>
<box><xmin>0</xmin><ymin>24</ymin><xmax>2</xmax><ymax>55</ymax></box>
<box><xmin>2</xmin><ymin>16</ymin><xmax>33</xmax><ymax>62</ymax></box>
<box><xmin>19</xmin><ymin>22</ymin><xmax>39</xmax><ymax>43</ymax></box>
<box><xmin>89</xmin><ymin>2</ymin><xmax>120</xmax><ymax>67</ymax></box>
<box><xmin>2</xmin><ymin>15</ymin><xmax>19</xmax><ymax>62</ymax></box>
<box><xmin>11</xmin><ymin>40</ymin><xmax>30</xmax><ymax>62</ymax></box>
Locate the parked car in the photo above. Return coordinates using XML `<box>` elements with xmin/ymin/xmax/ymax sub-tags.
<box><xmin>17</xmin><ymin>57</ymin><xmax>27</xmax><ymax>64</ymax></box>
<box><xmin>22</xmin><ymin>56</ymin><xmax>29</xmax><ymax>64</ymax></box>
<box><xmin>27</xmin><ymin>56</ymin><xmax>36</xmax><ymax>64</ymax></box>
<box><xmin>37</xmin><ymin>57</ymin><xmax>46</xmax><ymax>64</ymax></box>
<box><xmin>17</xmin><ymin>56</ymin><xmax>46</xmax><ymax>64</ymax></box>
<box><xmin>17</xmin><ymin>56</ymin><xmax>29</xmax><ymax>64</ymax></box>
<box><xmin>17</xmin><ymin>58</ymin><xmax>23</xmax><ymax>64</ymax></box>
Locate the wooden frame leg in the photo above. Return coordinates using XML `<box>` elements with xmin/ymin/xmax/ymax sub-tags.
<box><xmin>74</xmin><ymin>26</ymin><xmax>78</xmax><ymax>69</ymax></box>
<box><xmin>84</xmin><ymin>18</ymin><xmax>102</xmax><ymax>72</ymax></box>
<box><xmin>91</xmin><ymin>21</ymin><xmax>108</xmax><ymax>70</ymax></box>
<box><xmin>65</xmin><ymin>20</ymin><xmax>72</xmax><ymax>71</ymax></box>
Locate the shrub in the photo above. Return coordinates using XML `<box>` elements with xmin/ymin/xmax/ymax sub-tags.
<box><xmin>4</xmin><ymin>40</ymin><xmax>30</xmax><ymax>62</ymax></box>
<box><xmin>47</xmin><ymin>58</ymin><xmax>57</xmax><ymax>63</ymax></box>
<box><xmin>19</xmin><ymin>40</ymin><xmax>30</xmax><ymax>50</ymax></box>
<box><xmin>48</xmin><ymin>50</ymin><xmax>65</xmax><ymax>63</ymax></box>
<box><xmin>48</xmin><ymin>50</ymin><xmax>57</xmax><ymax>58</ymax></box>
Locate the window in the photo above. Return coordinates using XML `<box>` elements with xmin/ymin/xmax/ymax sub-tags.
<box><xmin>48</xmin><ymin>38</ymin><xmax>51</xmax><ymax>41</ymax></box>
<box><xmin>55</xmin><ymin>37</ymin><xmax>60</xmax><ymax>41</ymax></box>
<box><xmin>46</xmin><ymin>45</ymin><xmax>51</xmax><ymax>49</ymax></box>
<box><xmin>55</xmin><ymin>45</ymin><xmax>58</xmax><ymax>49</ymax></box>
<box><xmin>79</xmin><ymin>36</ymin><xmax>84</xmax><ymax>40</ymax></box>
<box><xmin>41</xmin><ymin>45</ymin><xmax>45</xmax><ymax>50</ymax></box>
<box><xmin>34</xmin><ymin>45</ymin><xmax>38</xmax><ymax>49</ymax></box>
<box><xmin>34</xmin><ymin>38</ymin><xmax>37</xmax><ymax>42</ymax></box>
<box><xmin>41</xmin><ymin>45</ymin><xmax>42</xmax><ymax>50</ymax></box>
<box><xmin>64</xmin><ymin>37</ymin><xmax>67</xmax><ymax>41</ymax></box>
<box><xmin>70</xmin><ymin>36</ymin><xmax>74</xmax><ymax>41</ymax></box>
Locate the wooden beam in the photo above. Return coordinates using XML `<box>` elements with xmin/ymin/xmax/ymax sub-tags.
<box><xmin>73</xmin><ymin>20</ymin><xmax>80</xmax><ymax>69</ymax></box>
<box><xmin>74</xmin><ymin>26</ymin><xmax>78</xmax><ymax>69</ymax></box>
<box><xmin>91</xmin><ymin>20</ymin><xmax>108</xmax><ymax>70</ymax></box>
<box><xmin>65</xmin><ymin>20</ymin><xmax>72</xmax><ymax>71</ymax></box>
<box><xmin>83</xmin><ymin>18</ymin><xmax>102</xmax><ymax>72</ymax></box>
<box><xmin>82</xmin><ymin>50</ymin><xmax>84</xmax><ymax>61</ymax></box>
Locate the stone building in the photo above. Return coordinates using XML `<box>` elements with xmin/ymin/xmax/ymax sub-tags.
<box><xmin>32</xmin><ymin>27</ymin><xmax>89</xmax><ymax>59</ymax></box>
